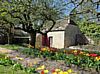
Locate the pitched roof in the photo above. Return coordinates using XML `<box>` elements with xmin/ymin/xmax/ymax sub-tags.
<box><xmin>51</xmin><ymin>18</ymin><xmax>70</xmax><ymax>31</ymax></box>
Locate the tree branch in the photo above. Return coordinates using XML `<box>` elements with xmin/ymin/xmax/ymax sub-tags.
<box><xmin>45</xmin><ymin>19</ymin><xmax>56</xmax><ymax>33</ymax></box>
<box><xmin>70</xmin><ymin>0</ymin><xmax>84</xmax><ymax>14</ymax></box>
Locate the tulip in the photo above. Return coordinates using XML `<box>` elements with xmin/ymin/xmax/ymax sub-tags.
<box><xmin>55</xmin><ymin>69</ymin><xmax>61</xmax><ymax>72</ymax></box>
<box><xmin>89</xmin><ymin>53</ymin><xmax>97</xmax><ymax>57</ymax></box>
<box><xmin>41</xmin><ymin>48</ymin><xmax>47</xmax><ymax>51</ymax></box>
<box><xmin>44</xmin><ymin>70</ymin><xmax>49</xmax><ymax>74</ymax></box>
<box><xmin>58</xmin><ymin>71</ymin><xmax>64</xmax><ymax>74</ymax></box>
<box><xmin>15</xmin><ymin>57</ymin><xmax>24</xmax><ymax>60</ymax></box>
<box><xmin>73</xmin><ymin>50</ymin><xmax>77</xmax><ymax>53</ymax></box>
<box><xmin>36</xmin><ymin>65</ymin><xmax>45</xmax><ymax>70</ymax></box>
<box><xmin>41</xmin><ymin>70</ymin><xmax>44</xmax><ymax>74</ymax></box>
<box><xmin>52</xmin><ymin>69</ymin><xmax>55</xmax><ymax>73</ymax></box>
<box><xmin>79</xmin><ymin>51</ymin><xmax>84</xmax><ymax>54</ymax></box>
<box><xmin>95</xmin><ymin>56</ymin><xmax>100</xmax><ymax>61</ymax></box>
<box><xmin>52</xmin><ymin>72</ymin><xmax>57</xmax><ymax>74</ymax></box>
<box><xmin>85</xmin><ymin>53</ymin><xmax>90</xmax><ymax>56</ymax></box>
<box><xmin>67</xmin><ymin>69</ymin><xmax>73</xmax><ymax>73</ymax></box>
<box><xmin>63</xmin><ymin>71</ymin><xmax>69</xmax><ymax>74</ymax></box>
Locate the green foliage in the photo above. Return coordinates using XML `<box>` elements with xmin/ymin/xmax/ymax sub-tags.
<box><xmin>0</xmin><ymin>0</ymin><xmax>66</xmax><ymax>31</ymax></box>
<box><xmin>0</xmin><ymin>53</ymin><xmax>38</xmax><ymax>74</ymax></box>
<box><xmin>0</xmin><ymin>65</ymin><xmax>27</xmax><ymax>74</ymax></box>
<box><xmin>77</xmin><ymin>21</ymin><xmax>100</xmax><ymax>44</ymax></box>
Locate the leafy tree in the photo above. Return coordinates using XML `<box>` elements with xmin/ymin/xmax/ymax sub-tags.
<box><xmin>0</xmin><ymin>17</ymin><xmax>14</xmax><ymax>44</ymax></box>
<box><xmin>0</xmin><ymin>0</ymin><xmax>66</xmax><ymax>47</ymax></box>
<box><xmin>69</xmin><ymin>0</ymin><xmax>100</xmax><ymax>23</ymax></box>
<box><xmin>0</xmin><ymin>0</ymin><xmax>100</xmax><ymax>47</ymax></box>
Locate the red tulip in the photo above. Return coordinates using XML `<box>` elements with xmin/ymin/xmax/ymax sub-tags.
<box><xmin>89</xmin><ymin>53</ymin><xmax>97</xmax><ymax>57</ymax></box>
<box><xmin>52</xmin><ymin>69</ymin><xmax>55</xmax><ymax>73</ymax></box>
<box><xmin>41</xmin><ymin>70</ymin><xmax>44</xmax><ymax>74</ymax></box>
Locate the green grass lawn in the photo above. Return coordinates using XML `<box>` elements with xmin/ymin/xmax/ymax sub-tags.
<box><xmin>0</xmin><ymin>65</ymin><xmax>28</xmax><ymax>74</ymax></box>
<box><xmin>0</xmin><ymin>44</ymin><xmax>22</xmax><ymax>50</ymax></box>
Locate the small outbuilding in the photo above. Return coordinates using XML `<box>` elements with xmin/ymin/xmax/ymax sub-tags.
<box><xmin>36</xmin><ymin>18</ymin><xmax>88</xmax><ymax>48</ymax></box>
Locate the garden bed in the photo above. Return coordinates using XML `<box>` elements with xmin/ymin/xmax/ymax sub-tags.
<box><xmin>18</xmin><ymin>46</ymin><xmax>100</xmax><ymax>74</ymax></box>
<box><xmin>0</xmin><ymin>45</ymin><xmax>100</xmax><ymax>74</ymax></box>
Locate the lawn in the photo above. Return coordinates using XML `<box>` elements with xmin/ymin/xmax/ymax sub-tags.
<box><xmin>0</xmin><ymin>65</ymin><xmax>27</xmax><ymax>74</ymax></box>
<box><xmin>0</xmin><ymin>44</ymin><xmax>23</xmax><ymax>50</ymax></box>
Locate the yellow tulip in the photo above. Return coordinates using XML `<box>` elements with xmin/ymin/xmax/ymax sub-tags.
<box><xmin>44</xmin><ymin>70</ymin><xmax>49</xmax><ymax>73</ymax></box>
<box><xmin>63</xmin><ymin>71</ymin><xmax>69</xmax><ymax>74</ymax></box>
<box><xmin>19</xmin><ymin>58</ymin><xmax>24</xmax><ymax>60</ymax></box>
<box><xmin>85</xmin><ymin>53</ymin><xmax>89</xmax><ymax>56</ymax></box>
<box><xmin>52</xmin><ymin>72</ymin><xmax>57</xmax><ymax>74</ymax></box>
<box><xmin>55</xmin><ymin>69</ymin><xmax>61</xmax><ymax>72</ymax></box>
<box><xmin>15</xmin><ymin>57</ymin><xmax>24</xmax><ymax>60</ymax></box>
<box><xmin>79</xmin><ymin>51</ymin><xmax>84</xmax><ymax>54</ymax></box>
<box><xmin>41</xmin><ymin>65</ymin><xmax>45</xmax><ymax>69</ymax></box>
<box><xmin>95</xmin><ymin>57</ymin><xmax>100</xmax><ymax>61</ymax></box>
<box><xmin>67</xmin><ymin>69</ymin><xmax>73</xmax><ymax>73</ymax></box>
<box><xmin>36</xmin><ymin>67</ymin><xmax>42</xmax><ymax>70</ymax></box>
<box><xmin>36</xmin><ymin>65</ymin><xmax>45</xmax><ymax>70</ymax></box>
<box><xmin>73</xmin><ymin>50</ymin><xmax>77</xmax><ymax>53</ymax></box>
<box><xmin>58</xmin><ymin>71</ymin><xmax>64</xmax><ymax>74</ymax></box>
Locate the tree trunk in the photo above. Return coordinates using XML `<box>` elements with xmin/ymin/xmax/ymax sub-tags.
<box><xmin>29</xmin><ymin>31</ymin><xmax>36</xmax><ymax>48</ymax></box>
<box><xmin>7</xmin><ymin>33</ymin><xmax>10</xmax><ymax>44</ymax></box>
<box><xmin>42</xmin><ymin>33</ymin><xmax>50</xmax><ymax>47</ymax></box>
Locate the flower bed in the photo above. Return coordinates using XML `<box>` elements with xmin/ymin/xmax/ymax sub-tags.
<box><xmin>20</xmin><ymin>47</ymin><xmax>100</xmax><ymax>73</ymax></box>
<box><xmin>0</xmin><ymin>54</ymin><xmax>38</xmax><ymax>74</ymax></box>
<box><xmin>36</xmin><ymin>65</ymin><xmax>76</xmax><ymax>74</ymax></box>
<box><xmin>1</xmin><ymin>45</ymin><xmax>99</xmax><ymax>74</ymax></box>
